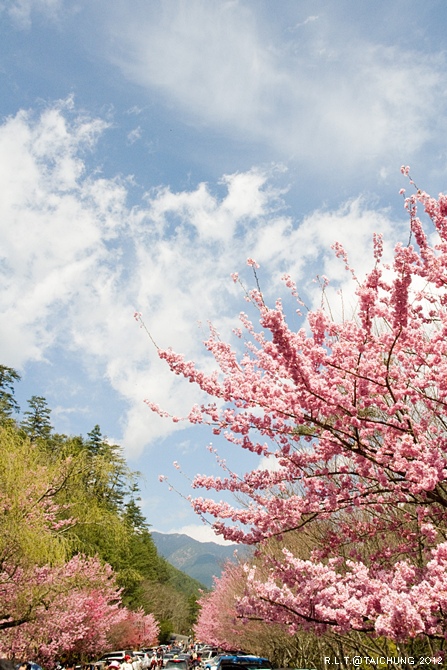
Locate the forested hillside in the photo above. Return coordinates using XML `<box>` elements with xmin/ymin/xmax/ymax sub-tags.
<box><xmin>0</xmin><ymin>365</ymin><xmax>202</xmax><ymax>663</ymax></box>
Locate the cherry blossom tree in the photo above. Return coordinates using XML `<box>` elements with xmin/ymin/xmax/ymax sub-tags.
<box><xmin>0</xmin><ymin>425</ymin><xmax>160</xmax><ymax>665</ymax></box>
<box><xmin>0</xmin><ymin>555</ymin><xmax>159</xmax><ymax>665</ymax></box>
<box><xmin>148</xmin><ymin>171</ymin><xmax>447</xmax><ymax>645</ymax></box>
<box><xmin>107</xmin><ymin>608</ymin><xmax>159</xmax><ymax>649</ymax></box>
<box><xmin>0</xmin><ymin>555</ymin><xmax>123</xmax><ymax>663</ymax></box>
<box><xmin>194</xmin><ymin>559</ymin><xmax>394</xmax><ymax>667</ymax></box>
<box><xmin>194</xmin><ymin>562</ymin><xmax>246</xmax><ymax>649</ymax></box>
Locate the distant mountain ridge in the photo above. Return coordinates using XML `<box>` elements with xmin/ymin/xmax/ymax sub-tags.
<box><xmin>151</xmin><ymin>531</ymin><xmax>249</xmax><ymax>588</ymax></box>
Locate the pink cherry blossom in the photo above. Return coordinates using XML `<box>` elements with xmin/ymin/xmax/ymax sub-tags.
<box><xmin>0</xmin><ymin>555</ymin><xmax>158</xmax><ymax>666</ymax></box>
<box><xmin>151</xmin><ymin>173</ymin><xmax>447</xmax><ymax>643</ymax></box>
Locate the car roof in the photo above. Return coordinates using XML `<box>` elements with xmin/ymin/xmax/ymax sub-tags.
<box><xmin>217</xmin><ymin>659</ymin><xmax>271</xmax><ymax>668</ymax></box>
<box><xmin>166</xmin><ymin>662</ymin><xmax>188</xmax><ymax>665</ymax></box>
<box><xmin>100</xmin><ymin>653</ymin><xmax>133</xmax><ymax>658</ymax></box>
<box><xmin>219</xmin><ymin>658</ymin><xmax>270</xmax><ymax>662</ymax></box>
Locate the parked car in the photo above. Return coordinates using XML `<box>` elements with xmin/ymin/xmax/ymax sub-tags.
<box><xmin>214</xmin><ymin>657</ymin><xmax>272</xmax><ymax>670</ymax></box>
<box><xmin>199</xmin><ymin>652</ymin><xmax>218</xmax><ymax>666</ymax></box>
<box><xmin>204</xmin><ymin>654</ymin><xmax>249</xmax><ymax>670</ymax></box>
<box><xmin>165</xmin><ymin>661</ymin><xmax>188</xmax><ymax>670</ymax></box>
<box><xmin>14</xmin><ymin>663</ymin><xmax>44</xmax><ymax>670</ymax></box>
<box><xmin>177</xmin><ymin>656</ymin><xmax>191</xmax><ymax>665</ymax></box>
<box><xmin>204</xmin><ymin>656</ymin><xmax>222</xmax><ymax>670</ymax></box>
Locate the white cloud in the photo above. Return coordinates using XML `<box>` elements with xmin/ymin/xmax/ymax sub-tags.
<box><xmin>1</xmin><ymin>0</ymin><xmax>62</xmax><ymax>28</ymax></box>
<box><xmin>161</xmin><ymin>523</ymin><xmax>237</xmax><ymax>546</ymax></box>
<box><xmin>127</xmin><ymin>126</ymin><xmax>142</xmax><ymax>144</ymax></box>
<box><xmin>288</xmin><ymin>15</ymin><xmax>319</xmax><ymax>31</ymax></box>
<box><xmin>0</xmin><ymin>100</ymin><xmax>407</xmax><ymax>461</ymax></box>
<box><xmin>101</xmin><ymin>0</ymin><xmax>447</xmax><ymax>176</ymax></box>
<box><xmin>0</xmin><ymin>100</ymin><xmax>113</xmax><ymax>365</ymax></box>
<box><xmin>257</xmin><ymin>454</ymin><xmax>284</xmax><ymax>473</ymax></box>
<box><xmin>107</xmin><ymin>1</ymin><xmax>277</xmax><ymax>133</ymax></box>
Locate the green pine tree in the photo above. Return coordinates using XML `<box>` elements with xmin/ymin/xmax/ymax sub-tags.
<box><xmin>21</xmin><ymin>395</ymin><xmax>53</xmax><ymax>441</ymax></box>
<box><xmin>0</xmin><ymin>365</ymin><xmax>21</xmax><ymax>424</ymax></box>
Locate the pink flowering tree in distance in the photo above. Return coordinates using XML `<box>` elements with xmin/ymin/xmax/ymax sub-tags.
<box><xmin>146</xmin><ymin>169</ymin><xmax>447</xmax><ymax>646</ymax></box>
<box><xmin>194</xmin><ymin>561</ymin><xmax>246</xmax><ymax>649</ymax></box>
<box><xmin>107</xmin><ymin>608</ymin><xmax>160</xmax><ymax>650</ymax></box>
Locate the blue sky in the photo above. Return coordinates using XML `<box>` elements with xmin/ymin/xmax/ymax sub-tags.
<box><xmin>1</xmin><ymin>0</ymin><xmax>447</xmax><ymax>543</ymax></box>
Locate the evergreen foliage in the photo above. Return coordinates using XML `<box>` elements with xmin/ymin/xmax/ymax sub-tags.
<box><xmin>21</xmin><ymin>395</ymin><xmax>52</xmax><ymax>440</ymax></box>
<box><xmin>0</xmin><ymin>365</ymin><xmax>20</xmax><ymax>423</ymax></box>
